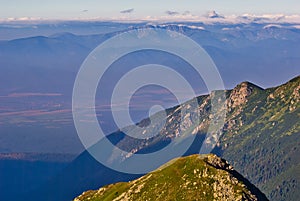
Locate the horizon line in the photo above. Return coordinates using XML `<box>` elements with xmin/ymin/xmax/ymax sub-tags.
<box><xmin>1</xmin><ymin>13</ymin><xmax>300</xmax><ymax>24</ymax></box>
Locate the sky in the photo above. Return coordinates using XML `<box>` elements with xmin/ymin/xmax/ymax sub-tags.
<box><xmin>0</xmin><ymin>0</ymin><xmax>300</xmax><ymax>21</ymax></box>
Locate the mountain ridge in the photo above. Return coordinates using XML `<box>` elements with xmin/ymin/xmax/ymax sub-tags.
<box><xmin>74</xmin><ymin>154</ymin><xmax>269</xmax><ymax>201</ymax></box>
<box><xmin>21</xmin><ymin>75</ymin><xmax>300</xmax><ymax>201</ymax></box>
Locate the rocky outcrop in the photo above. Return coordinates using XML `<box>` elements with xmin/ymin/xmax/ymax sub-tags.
<box><xmin>204</xmin><ymin>154</ymin><xmax>234</xmax><ymax>170</ymax></box>
<box><xmin>228</xmin><ymin>82</ymin><xmax>255</xmax><ymax>109</ymax></box>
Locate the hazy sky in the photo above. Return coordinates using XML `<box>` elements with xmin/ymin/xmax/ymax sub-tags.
<box><xmin>0</xmin><ymin>0</ymin><xmax>299</xmax><ymax>20</ymax></box>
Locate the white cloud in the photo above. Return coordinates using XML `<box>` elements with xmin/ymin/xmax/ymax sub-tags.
<box><xmin>263</xmin><ymin>24</ymin><xmax>283</xmax><ymax>29</ymax></box>
<box><xmin>1</xmin><ymin>13</ymin><xmax>300</xmax><ymax>24</ymax></box>
<box><xmin>125</xmin><ymin>13</ymin><xmax>300</xmax><ymax>24</ymax></box>
<box><xmin>292</xmin><ymin>25</ymin><xmax>300</xmax><ymax>29</ymax></box>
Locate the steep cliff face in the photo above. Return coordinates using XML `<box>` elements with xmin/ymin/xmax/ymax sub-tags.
<box><xmin>74</xmin><ymin>154</ymin><xmax>268</xmax><ymax>201</ymax></box>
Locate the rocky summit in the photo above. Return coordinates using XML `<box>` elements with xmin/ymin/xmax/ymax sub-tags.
<box><xmin>74</xmin><ymin>154</ymin><xmax>268</xmax><ymax>201</ymax></box>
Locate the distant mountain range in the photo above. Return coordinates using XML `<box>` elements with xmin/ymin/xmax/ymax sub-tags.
<box><xmin>21</xmin><ymin>75</ymin><xmax>299</xmax><ymax>201</ymax></box>
<box><xmin>0</xmin><ymin>22</ymin><xmax>300</xmax><ymax>154</ymax></box>
<box><xmin>74</xmin><ymin>154</ymin><xmax>269</xmax><ymax>201</ymax></box>
<box><xmin>1</xmin><ymin>22</ymin><xmax>299</xmax><ymax>93</ymax></box>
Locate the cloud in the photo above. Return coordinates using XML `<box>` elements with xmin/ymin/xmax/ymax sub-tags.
<box><xmin>292</xmin><ymin>25</ymin><xmax>300</xmax><ymax>29</ymax></box>
<box><xmin>82</xmin><ymin>10</ymin><xmax>89</xmax><ymax>13</ymax></box>
<box><xmin>1</xmin><ymin>13</ymin><xmax>300</xmax><ymax>24</ymax></box>
<box><xmin>183</xmin><ymin>11</ymin><xmax>191</xmax><ymax>15</ymax></box>
<box><xmin>165</xmin><ymin>10</ymin><xmax>180</xmax><ymax>16</ymax></box>
<box><xmin>120</xmin><ymin>8</ymin><xmax>134</xmax><ymax>14</ymax></box>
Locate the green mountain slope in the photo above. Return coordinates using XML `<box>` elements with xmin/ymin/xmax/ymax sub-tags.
<box><xmin>74</xmin><ymin>154</ymin><xmax>268</xmax><ymax>201</ymax></box>
<box><xmin>217</xmin><ymin>76</ymin><xmax>300</xmax><ymax>201</ymax></box>
<box><xmin>45</xmin><ymin>76</ymin><xmax>299</xmax><ymax>201</ymax></box>
<box><xmin>98</xmin><ymin>76</ymin><xmax>299</xmax><ymax>200</ymax></box>
<box><xmin>110</xmin><ymin>76</ymin><xmax>300</xmax><ymax>200</ymax></box>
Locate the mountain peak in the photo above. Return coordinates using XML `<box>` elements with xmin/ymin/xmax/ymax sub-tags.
<box><xmin>228</xmin><ymin>81</ymin><xmax>262</xmax><ymax>108</ymax></box>
<box><xmin>206</xmin><ymin>10</ymin><xmax>224</xmax><ymax>19</ymax></box>
<box><xmin>74</xmin><ymin>154</ymin><xmax>268</xmax><ymax>201</ymax></box>
<box><xmin>238</xmin><ymin>81</ymin><xmax>263</xmax><ymax>90</ymax></box>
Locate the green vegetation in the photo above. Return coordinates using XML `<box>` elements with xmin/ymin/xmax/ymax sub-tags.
<box><xmin>74</xmin><ymin>75</ymin><xmax>299</xmax><ymax>201</ymax></box>
<box><xmin>74</xmin><ymin>154</ymin><xmax>268</xmax><ymax>201</ymax></box>
<box><xmin>217</xmin><ymin>76</ymin><xmax>300</xmax><ymax>201</ymax></box>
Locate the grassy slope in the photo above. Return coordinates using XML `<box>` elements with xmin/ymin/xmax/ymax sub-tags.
<box><xmin>74</xmin><ymin>154</ymin><xmax>268</xmax><ymax>201</ymax></box>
